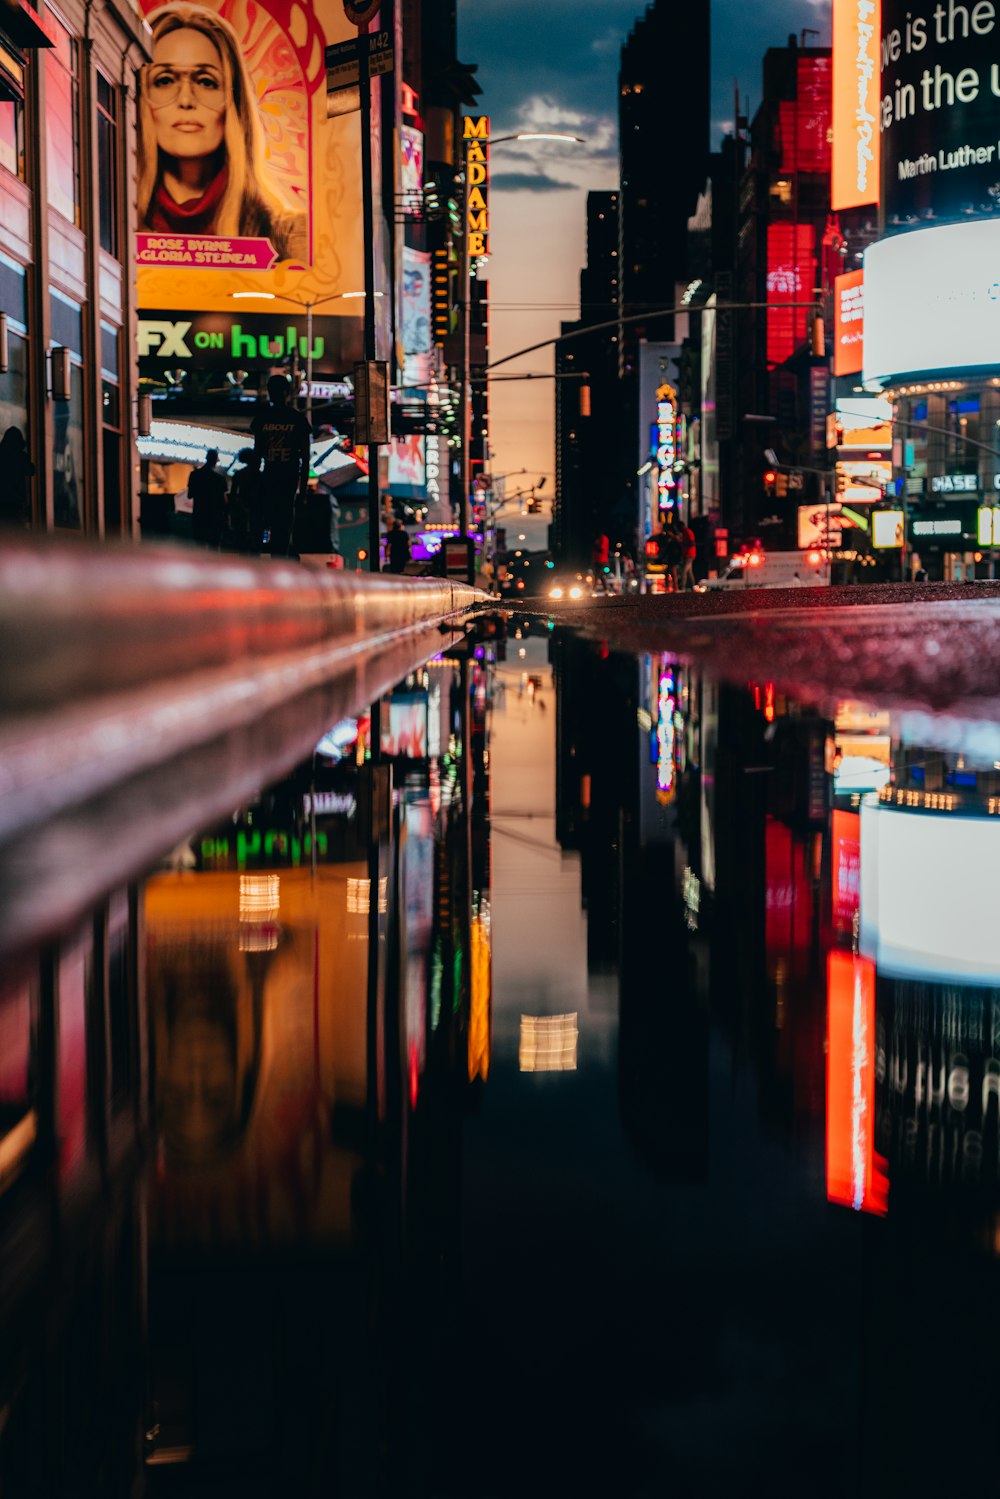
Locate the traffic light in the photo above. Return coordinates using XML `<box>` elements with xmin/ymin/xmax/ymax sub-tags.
<box><xmin>432</xmin><ymin>247</ymin><xmax>450</xmax><ymax>344</ymax></box>
<box><xmin>763</xmin><ymin>469</ymin><xmax>777</xmax><ymax>497</ymax></box>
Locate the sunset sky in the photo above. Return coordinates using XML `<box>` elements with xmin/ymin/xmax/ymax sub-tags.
<box><xmin>458</xmin><ymin>0</ymin><xmax>832</xmax><ymax>537</ymax></box>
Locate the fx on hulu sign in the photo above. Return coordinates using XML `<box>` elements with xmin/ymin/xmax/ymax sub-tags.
<box><xmin>879</xmin><ymin>0</ymin><xmax>1000</xmax><ymax>229</ymax></box>
<box><xmin>464</xmin><ymin>115</ymin><xmax>490</xmax><ymax>258</ymax></box>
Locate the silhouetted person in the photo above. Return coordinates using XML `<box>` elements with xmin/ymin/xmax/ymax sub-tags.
<box><xmin>250</xmin><ymin>374</ymin><xmax>310</xmax><ymax>557</ymax></box>
<box><xmin>385</xmin><ymin>518</ymin><xmax>411</xmax><ymax>574</ymax></box>
<box><xmin>0</xmin><ymin>427</ymin><xmax>34</xmax><ymax>529</ymax></box>
<box><xmin>226</xmin><ymin>447</ymin><xmax>258</xmax><ymax>552</ymax></box>
<box><xmin>188</xmin><ymin>448</ymin><xmax>227</xmax><ymax>548</ymax></box>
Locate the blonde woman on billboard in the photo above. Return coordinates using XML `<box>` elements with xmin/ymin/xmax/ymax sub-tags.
<box><xmin>138</xmin><ymin>3</ymin><xmax>307</xmax><ymax>260</ymax></box>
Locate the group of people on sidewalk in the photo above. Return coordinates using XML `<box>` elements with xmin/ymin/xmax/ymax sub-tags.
<box><xmin>189</xmin><ymin>374</ymin><xmax>311</xmax><ymax>556</ymax></box>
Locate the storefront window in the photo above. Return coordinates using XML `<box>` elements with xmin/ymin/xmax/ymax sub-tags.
<box><xmin>96</xmin><ymin>74</ymin><xmax>119</xmax><ymax>258</ymax></box>
<box><xmin>53</xmin><ymin>361</ymin><xmax>84</xmax><ymax>529</ymax></box>
<box><xmin>46</xmin><ymin>17</ymin><xmax>80</xmax><ymax>225</ymax></box>
<box><xmin>0</xmin><ymin>96</ymin><xmax>23</xmax><ymax>179</ymax></box>
<box><xmin>0</xmin><ymin>329</ymin><xmax>28</xmax><ymax>443</ymax></box>
<box><xmin>946</xmin><ymin>397</ymin><xmax>980</xmax><ymax>473</ymax></box>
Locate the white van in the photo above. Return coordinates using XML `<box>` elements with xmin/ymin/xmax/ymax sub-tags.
<box><xmin>695</xmin><ymin>548</ymin><xmax>830</xmax><ymax>591</ymax></box>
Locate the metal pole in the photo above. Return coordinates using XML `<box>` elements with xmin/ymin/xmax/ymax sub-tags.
<box><xmin>359</xmin><ymin>21</ymin><xmax>381</xmax><ymax>573</ymax></box>
<box><xmin>305</xmin><ymin>300</ymin><xmax>313</xmax><ymax>429</ymax></box>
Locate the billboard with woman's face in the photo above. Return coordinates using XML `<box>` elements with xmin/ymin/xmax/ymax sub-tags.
<box><xmin>137</xmin><ymin>0</ymin><xmax>366</xmax><ymax>371</ymax></box>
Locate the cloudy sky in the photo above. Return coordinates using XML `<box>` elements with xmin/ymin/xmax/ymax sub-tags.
<box><xmin>457</xmin><ymin>0</ymin><xmax>831</xmax><ymax>530</ymax></box>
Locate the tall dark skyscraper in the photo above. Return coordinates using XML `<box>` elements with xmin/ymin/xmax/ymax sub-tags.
<box><xmin>554</xmin><ymin>191</ymin><xmax>624</xmax><ymax>561</ymax></box>
<box><xmin>618</xmin><ymin>0</ymin><xmax>711</xmax><ymax>379</ymax></box>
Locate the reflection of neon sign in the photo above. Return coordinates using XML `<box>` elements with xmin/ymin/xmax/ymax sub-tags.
<box><xmin>827</xmin><ymin>951</ymin><xmax>888</xmax><ymax>1215</ymax></box>
<box><xmin>656</xmin><ymin>667</ymin><xmax>676</xmax><ymax>802</ymax></box>
<box><xmin>655</xmin><ymin>382</ymin><xmax>677</xmax><ymax>508</ymax></box>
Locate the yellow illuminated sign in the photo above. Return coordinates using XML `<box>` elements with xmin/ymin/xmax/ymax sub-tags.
<box><xmin>464</xmin><ymin>115</ymin><xmax>490</xmax><ymax>257</ymax></box>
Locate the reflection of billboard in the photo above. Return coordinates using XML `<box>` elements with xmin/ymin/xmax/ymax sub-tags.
<box><xmin>137</xmin><ymin>0</ymin><xmax>365</xmax><ymax>369</ymax></box>
<box><xmin>832</xmin><ymin>809</ymin><xmax>860</xmax><ymax>935</ymax></box>
<box><xmin>865</xmin><ymin>219</ymin><xmax>1000</xmax><ymax>385</ymax></box>
<box><xmin>833</xmin><ymin>734</ymin><xmax>891</xmax><ymax>794</ymax></box>
<box><xmin>832</xmin><ymin>0</ymin><xmax>880</xmax><ymax>210</ymax></box>
<box><xmin>833</xmin><ymin>270</ymin><xmax>864</xmax><ymax>376</ymax></box>
<box><xmin>380</xmin><ymin>692</ymin><xmax>429</xmax><ymax>758</ymax></box>
<box><xmin>826</xmin><ymin>951</ymin><xmax>888</xmax><ymax>1215</ymax></box>
<box><xmin>860</xmin><ymin>802</ymin><xmax>1000</xmax><ymax>982</ymax></box>
<box><xmin>880</xmin><ymin>0</ymin><xmax>1000</xmax><ymax>230</ymax></box>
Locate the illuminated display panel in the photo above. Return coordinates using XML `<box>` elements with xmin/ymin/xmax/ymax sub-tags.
<box><xmin>831</xmin><ymin>0</ymin><xmax>880</xmax><ymax>209</ymax></box>
<box><xmin>864</xmin><ymin>219</ymin><xmax>1000</xmax><ymax>385</ymax></box>
<box><xmin>779</xmin><ymin>57</ymin><xmax>832</xmax><ymax>174</ymax></box>
<box><xmin>766</xmin><ymin>223</ymin><xmax>816</xmax><ymax>367</ymax></box>
<box><xmin>833</xmin><ymin>270</ymin><xmax>864</xmax><ymax>376</ymax></box>
<box><xmin>872</xmin><ymin>509</ymin><xmax>903</xmax><ymax>547</ymax></box>
<box><xmin>826</xmin><ymin>951</ymin><xmax>888</xmax><ymax>1215</ymax></box>
<box><xmin>860</xmin><ymin>801</ymin><xmax>1000</xmax><ymax>982</ymax></box>
<box><xmin>832</xmin><ymin>809</ymin><xmax>861</xmax><ymax>936</ymax></box>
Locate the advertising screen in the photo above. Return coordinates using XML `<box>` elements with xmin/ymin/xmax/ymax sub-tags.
<box><xmin>401</xmin><ymin>246</ymin><xmax>432</xmax><ymax>388</ymax></box>
<box><xmin>880</xmin><ymin>0</ymin><xmax>1000</xmax><ymax>230</ymax></box>
<box><xmin>766</xmin><ymin>222</ymin><xmax>816</xmax><ymax>367</ymax></box>
<box><xmin>864</xmin><ymin>219</ymin><xmax>1000</xmax><ymax>383</ymax></box>
<box><xmin>872</xmin><ymin>508</ymin><xmax>904</xmax><ymax>546</ymax></box>
<box><xmin>832</xmin><ymin>0</ymin><xmax>880</xmax><ymax>209</ymax></box>
<box><xmin>833</xmin><ymin>270</ymin><xmax>865</xmax><ymax>375</ymax></box>
<box><xmin>860</xmin><ymin>801</ymin><xmax>1000</xmax><ymax>981</ymax></box>
<box><xmin>136</xmin><ymin>0</ymin><xmax>366</xmax><ymax>373</ymax></box>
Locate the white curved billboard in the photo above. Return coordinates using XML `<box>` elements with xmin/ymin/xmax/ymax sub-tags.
<box><xmin>863</xmin><ymin>219</ymin><xmax>1000</xmax><ymax>385</ymax></box>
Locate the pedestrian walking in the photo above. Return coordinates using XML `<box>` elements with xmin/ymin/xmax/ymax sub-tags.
<box><xmin>678</xmin><ymin>520</ymin><xmax>697</xmax><ymax>590</ymax></box>
<box><xmin>0</xmin><ymin>428</ymin><xmax>34</xmax><ymax>529</ymax></box>
<box><xmin>384</xmin><ymin>518</ymin><xmax>412</xmax><ymax>574</ymax></box>
<box><xmin>250</xmin><ymin>374</ymin><xmax>311</xmax><ymax>558</ymax></box>
<box><xmin>226</xmin><ymin>447</ymin><xmax>258</xmax><ymax>552</ymax></box>
<box><xmin>187</xmin><ymin>447</ymin><xmax>228</xmax><ymax>548</ymax></box>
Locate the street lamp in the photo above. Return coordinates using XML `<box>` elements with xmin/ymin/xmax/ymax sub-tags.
<box><xmin>229</xmin><ymin>289</ymin><xmax>384</xmax><ymax>424</ymax></box>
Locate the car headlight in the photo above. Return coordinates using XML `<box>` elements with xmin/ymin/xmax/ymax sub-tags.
<box><xmin>569</xmin><ymin>585</ymin><xmax>582</xmax><ymax>599</ymax></box>
<box><xmin>549</xmin><ymin>585</ymin><xmax>564</xmax><ymax>599</ymax></box>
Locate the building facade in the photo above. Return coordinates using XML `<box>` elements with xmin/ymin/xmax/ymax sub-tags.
<box><xmin>1</xmin><ymin>0</ymin><xmax>149</xmax><ymax>537</ymax></box>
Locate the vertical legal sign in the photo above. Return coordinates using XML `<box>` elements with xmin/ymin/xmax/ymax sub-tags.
<box><xmin>832</xmin><ymin>0</ymin><xmax>881</xmax><ymax>208</ymax></box>
<box><xmin>464</xmin><ymin>115</ymin><xmax>490</xmax><ymax>257</ymax></box>
<box><xmin>655</xmin><ymin>383</ymin><xmax>677</xmax><ymax>508</ymax></box>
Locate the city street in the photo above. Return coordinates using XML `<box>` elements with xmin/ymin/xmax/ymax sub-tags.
<box><xmin>6</xmin><ymin>0</ymin><xmax>1000</xmax><ymax>1489</ymax></box>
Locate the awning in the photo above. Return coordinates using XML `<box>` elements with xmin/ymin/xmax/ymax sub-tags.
<box><xmin>0</xmin><ymin>0</ymin><xmax>56</xmax><ymax>48</ymax></box>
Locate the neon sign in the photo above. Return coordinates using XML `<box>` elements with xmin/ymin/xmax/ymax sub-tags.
<box><xmin>464</xmin><ymin>115</ymin><xmax>490</xmax><ymax>258</ymax></box>
<box><xmin>656</xmin><ymin>666</ymin><xmax>677</xmax><ymax>803</ymax></box>
<box><xmin>655</xmin><ymin>382</ymin><xmax>677</xmax><ymax>509</ymax></box>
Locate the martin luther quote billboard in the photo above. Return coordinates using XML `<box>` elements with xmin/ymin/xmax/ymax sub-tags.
<box><xmin>880</xmin><ymin>0</ymin><xmax>1000</xmax><ymax>230</ymax></box>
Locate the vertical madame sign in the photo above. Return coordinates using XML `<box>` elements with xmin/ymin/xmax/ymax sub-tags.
<box><xmin>832</xmin><ymin>0</ymin><xmax>881</xmax><ymax>208</ymax></box>
<box><xmin>464</xmin><ymin>115</ymin><xmax>490</xmax><ymax>257</ymax></box>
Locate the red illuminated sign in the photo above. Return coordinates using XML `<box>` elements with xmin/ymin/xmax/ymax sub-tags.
<box><xmin>779</xmin><ymin>57</ymin><xmax>833</xmax><ymax>175</ymax></box>
<box><xmin>832</xmin><ymin>809</ymin><xmax>860</xmax><ymax>936</ymax></box>
<box><xmin>826</xmin><ymin>951</ymin><xmax>888</xmax><ymax>1215</ymax></box>
<box><xmin>834</xmin><ymin>270</ymin><xmax>864</xmax><ymax>377</ymax></box>
<box><xmin>766</xmin><ymin>223</ymin><xmax>816</xmax><ymax>367</ymax></box>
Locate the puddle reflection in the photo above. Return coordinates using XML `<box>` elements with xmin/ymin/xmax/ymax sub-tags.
<box><xmin>8</xmin><ymin>618</ymin><xmax>1000</xmax><ymax>1494</ymax></box>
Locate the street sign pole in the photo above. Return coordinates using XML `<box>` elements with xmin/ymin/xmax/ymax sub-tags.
<box><xmin>358</xmin><ymin>18</ymin><xmax>381</xmax><ymax>573</ymax></box>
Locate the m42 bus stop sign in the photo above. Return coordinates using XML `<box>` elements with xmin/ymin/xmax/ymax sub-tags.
<box><xmin>343</xmin><ymin>0</ymin><xmax>380</xmax><ymax>23</ymax></box>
